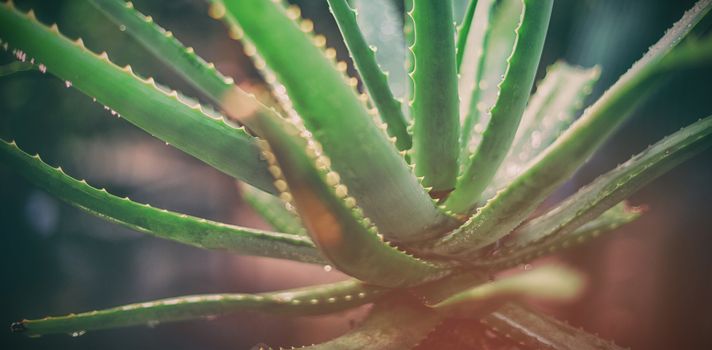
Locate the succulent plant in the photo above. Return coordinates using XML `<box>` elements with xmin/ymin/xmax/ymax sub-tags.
<box><xmin>1</xmin><ymin>0</ymin><xmax>711</xmax><ymax>348</ymax></box>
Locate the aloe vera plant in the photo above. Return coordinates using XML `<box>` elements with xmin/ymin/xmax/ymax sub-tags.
<box><xmin>1</xmin><ymin>0</ymin><xmax>712</xmax><ymax>348</ymax></box>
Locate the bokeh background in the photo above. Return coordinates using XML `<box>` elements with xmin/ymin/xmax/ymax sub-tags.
<box><xmin>1</xmin><ymin>0</ymin><xmax>711</xmax><ymax>349</ymax></box>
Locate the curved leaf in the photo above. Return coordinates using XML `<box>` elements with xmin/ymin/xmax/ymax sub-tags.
<box><xmin>430</xmin><ymin>0</ymin><xmax>712</xmax><ymax>257</ymax></box>
<box><xmin>480</xmin><ymin>202</ymin><xmax>641</xmax><ymax>269</ymax></box>
<box><xmin>327</xmin><ymin>0</ymin><xmax>411</xmax><ymax>152</ymax></box>
<box><xmin>455</xmin><ymin>0</ymin><xmax>479</xmax><ymax>71</ymax></box>
<box><xmin>459</xmin><ymin>0</ymin><xmax>521</xmax><ymax>167</ymax></box>
<box><xmin>352</xmin><ymin>0</ymin><xmax>409</xmax><ymax>101</ymax></box>
<box><xmin>11</xmin><ymin>280</ymin><xmax>385</xmax><ymax>337</ymax></box>
<box><xmin>483</xmin><ymin>115</ymin><xmax>712</xmax><ymax>268</ymax></box>
<box><xmin>0</xmin><ymin>139</ymin><xmax>324</xmax><ymax>264</ymax></box>
<box><xmin>89</xmin><ymin>0</ymin><xmax>288</xmax><ymax>125</ymax></box>
<box><xmin>483</xmin><ymin>303</ymin><xmax>627</xmax><ymax>350</ymax></box>
<box><xmin>242</xmin><ymin>108</ymin><xmax>451</xmax><ymax>287</ymax></box>
<box><xmin>221</xmin><ymin>0</ymin><xmax>454</xmax><ymax>242</ymax></box>
<box><xmin>434</xmin><ymin>265</ymin><xmax>584</xmax><ymax>318</ymax></box>
<box><xmin>0</xmin><ymin>3</ymin><xmax>275</xmax><ymax>193</ymax></box>
<box><xmin>88</xmin><ymin>0</ymin><xmax>234</xmax><ymax>104</ymax></box>
<box><xmin>483</xmin><ymin>62</ymin><xmax>600</xmax><ymax>198</ymax></box>
<box><xmin>445</xmin><ymin>0</ymin><xmax>554</xmax><ymax>213</ymax></box>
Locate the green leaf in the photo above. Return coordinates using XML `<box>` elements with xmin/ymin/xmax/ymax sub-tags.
<box><xmin>483</xmin><ymin>303</ymin><xmax>627</xmax><ymax>350</ymax></box>
<box><xmin>455</xmin><ymin>0</ymin><xmax>479</xmax><ymax>71</ymax></box>
<box><xmin>240</xmin><ymin>182</ymin><xmax>307</xmax><ymax>236</ymax></box>
<box><xmin>483</xmin><ymin>62</ymin><xmax>600</xmax><ymax>198</ymax></box>
<box><xmin>0</xmin><ymin>3</ymin><xmax>275</xmax><ymax>193</ymax></box>
<box><xmin>351</xmin><ymin>0</ymin><xmax>409</xmax><ymax>101</ymax></box>
<box><xmin>483</xmin><ymin>115</ymin><xmax>712</xmax><ymax>268</ymax></box>
<box><xmin>445</xmin><ymin>0</ymin><xmax>554</xmax><ymax>213</ymax></box>
<box><xmin>89</xmin><ymin>0</ymin><xmax>288</xmax><ymax>125</ymax></box>
<box><xmin>0</xmin><ymin>139</ymin><xmax>324</xmax><ymax>264</ymax></box>
<box><xmin>656</xmin><ymin>34</ymin><xmax>712</xmax><ymax>71</ymax></box>
<box><xmin>0</xmin><ymin>60</ymin><xmax>35</xmax><ymax>76</ymax></box>
<box><xmin>453</xmin><ymin>0</ymin><xmax>474</xmax><ymax>24</ymax></box>
<box><xmin>509</xmin><ymin>63</ymin><xmax>600</xmax><ymax>162</ymax></box>
<box><xmin>459</xmin><ymin>0</ymin><xmax>521</xmax><ymax>163</ymax></box>
<box><xmin>408</xmin><ymin>0</ymin><xmax>460</xmax><ymax>193</ymax></box>
<box><xmin>404</xmin><ymin>0</ymin><xmax>415</xmax><ymax>113</ymax></box>
<box><xmin>11</xmin><ymin>280</ymin><xmax>385</xmax><ymax>337</ymax></box>
<box><xmin>299</xmin><ymin>295</ymin><xmax>442</xmax><ymax>350</ymax></box>
<box><xmin>242</xmin><ymin>108</ymin><xmax>451</xmax><ymax>287</ymax></box>
<box><xmin>476</xmin><ymin>202</ymin><xmax>641</xmax><ymax>269</ymax></box>
<box><xmin>88</xmin><ymin>0</ymin><xmax>234</xmax><ymax>104</ymax></box>
<box><xmin>204</xmin><ymin>1</ymin><xmax>288</xmax><ymax>113</ymax></box>
<box><xmin>433</xmin><ymin>265</ymin><xmax>583</xmax><ymax>319</ymax></box>
<box><xmin>430</xmin><ymin>0</ymin><xmax>712</xmax><ymax>257</ymax></box>
<box><xmin>220</xmin><ymin>0</ymin><xmax>453</xmax><ymax>242</ymax></box>
<box><xmin>327</xmin><ymin>0</ymin><xmax>411</xmax><ymax>152</ymax></box>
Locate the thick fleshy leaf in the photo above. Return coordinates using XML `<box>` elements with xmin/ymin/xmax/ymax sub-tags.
<box><xmin>445</xmin><ymin>0</ymin><xmax>554</xmax><ymax>213</ymax></box>
<box><xmin>459</xmin><ymin>0</ymin><xmax>521</xmax><ymax>162</ymax></box>
<box><xmin>483</xmin><ymin>303</ymin><xmax>627</xmax><ymax>350</ymax></box>
<box><xmin>429</xmin><ymin>0</ymin><xmax>712</xmax><ymax>257</ymax></box>
<box><xmin>482</xmin><ymin>115</ymin><xmax>712</xmax><ymax>267</ymax></box>
<box><xmin>433</xmin><ymin>265</ymin><xmax>583</xmax><ymax>318</ymax></box>
<box><xmin>11</xmin><ymin>280</ymin><xmax>385</xmax><ymax>337</ymax></box>
<box><xmin>351</xmin><ymin>0</ymin><xmax>408</xmax><ymax>101</ymax></box>
<box><xmin>205</xmin><ymin>1</ymin><xmax>290</xmax><ymax>116</ymax></box>
<box><xmin>0</xmin><ymin>3</ymin><xmax>275</xmax><ymax>193</ymax></box>
<box><xmin>408</xmin><ymin>0</ymin><xmax>460</xmax><ymax>193</ymax></box>
<box><xmin>508</xmin><ymin>63</ymin><xmax>600</xmax><ymax>164</ymax></box>
<box><xmin>90</xmin><ymin>0</ymin><xmax>296</xmax><ymax>144</ymax></box>
<box><xmin>483</xmin><ymin>62</ymin><xmax>600</xmax><ymax>198</ymax></box>
<box><xmin>327</xmin><ymin>0</ymin><xmax>411</xmax><ymax>152</ymax></box>
<box><xmin>241</xmin><ymin>108</ymin><xmax>451</xmax><ymax>287</ymax></box>
<box><xmin>455</xmin><ymin>0</ymin><xmax>479</xmax><ymax>71</ymax></box>
<box><xmin>221</xmin><ymin>0</ymin><xmax>454</xmax><ymax>242</ymax></box>
<box><xmin>0</xmin><ymin>139</ymin><xmax>324</xmax><ymax>264</ymax></box>
<box><xmin>479</xmin><ymin>203</ymin><xmax>642</xmax><ymax>269</ymax></box>
<box><xmin>88</xmin><ymin>0</ymin><xmax>234</xmax><ymax>104</ymax></box>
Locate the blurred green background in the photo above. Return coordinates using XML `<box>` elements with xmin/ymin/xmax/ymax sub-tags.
<box><xmin>1</xmin><ymin>0</ymin><xmax>711</xmax><ymax>349</ymax></box>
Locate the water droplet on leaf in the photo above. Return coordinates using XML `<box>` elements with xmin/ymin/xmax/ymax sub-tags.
<box><xmin>10</xmin><ymin>322</ymin><xmax>26</xmax><ymax>333</ymax></box>
<box><xmin>69</xmin><ymin>330</ymin><xmax>86</xmax><ymax>337</ymax></box>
